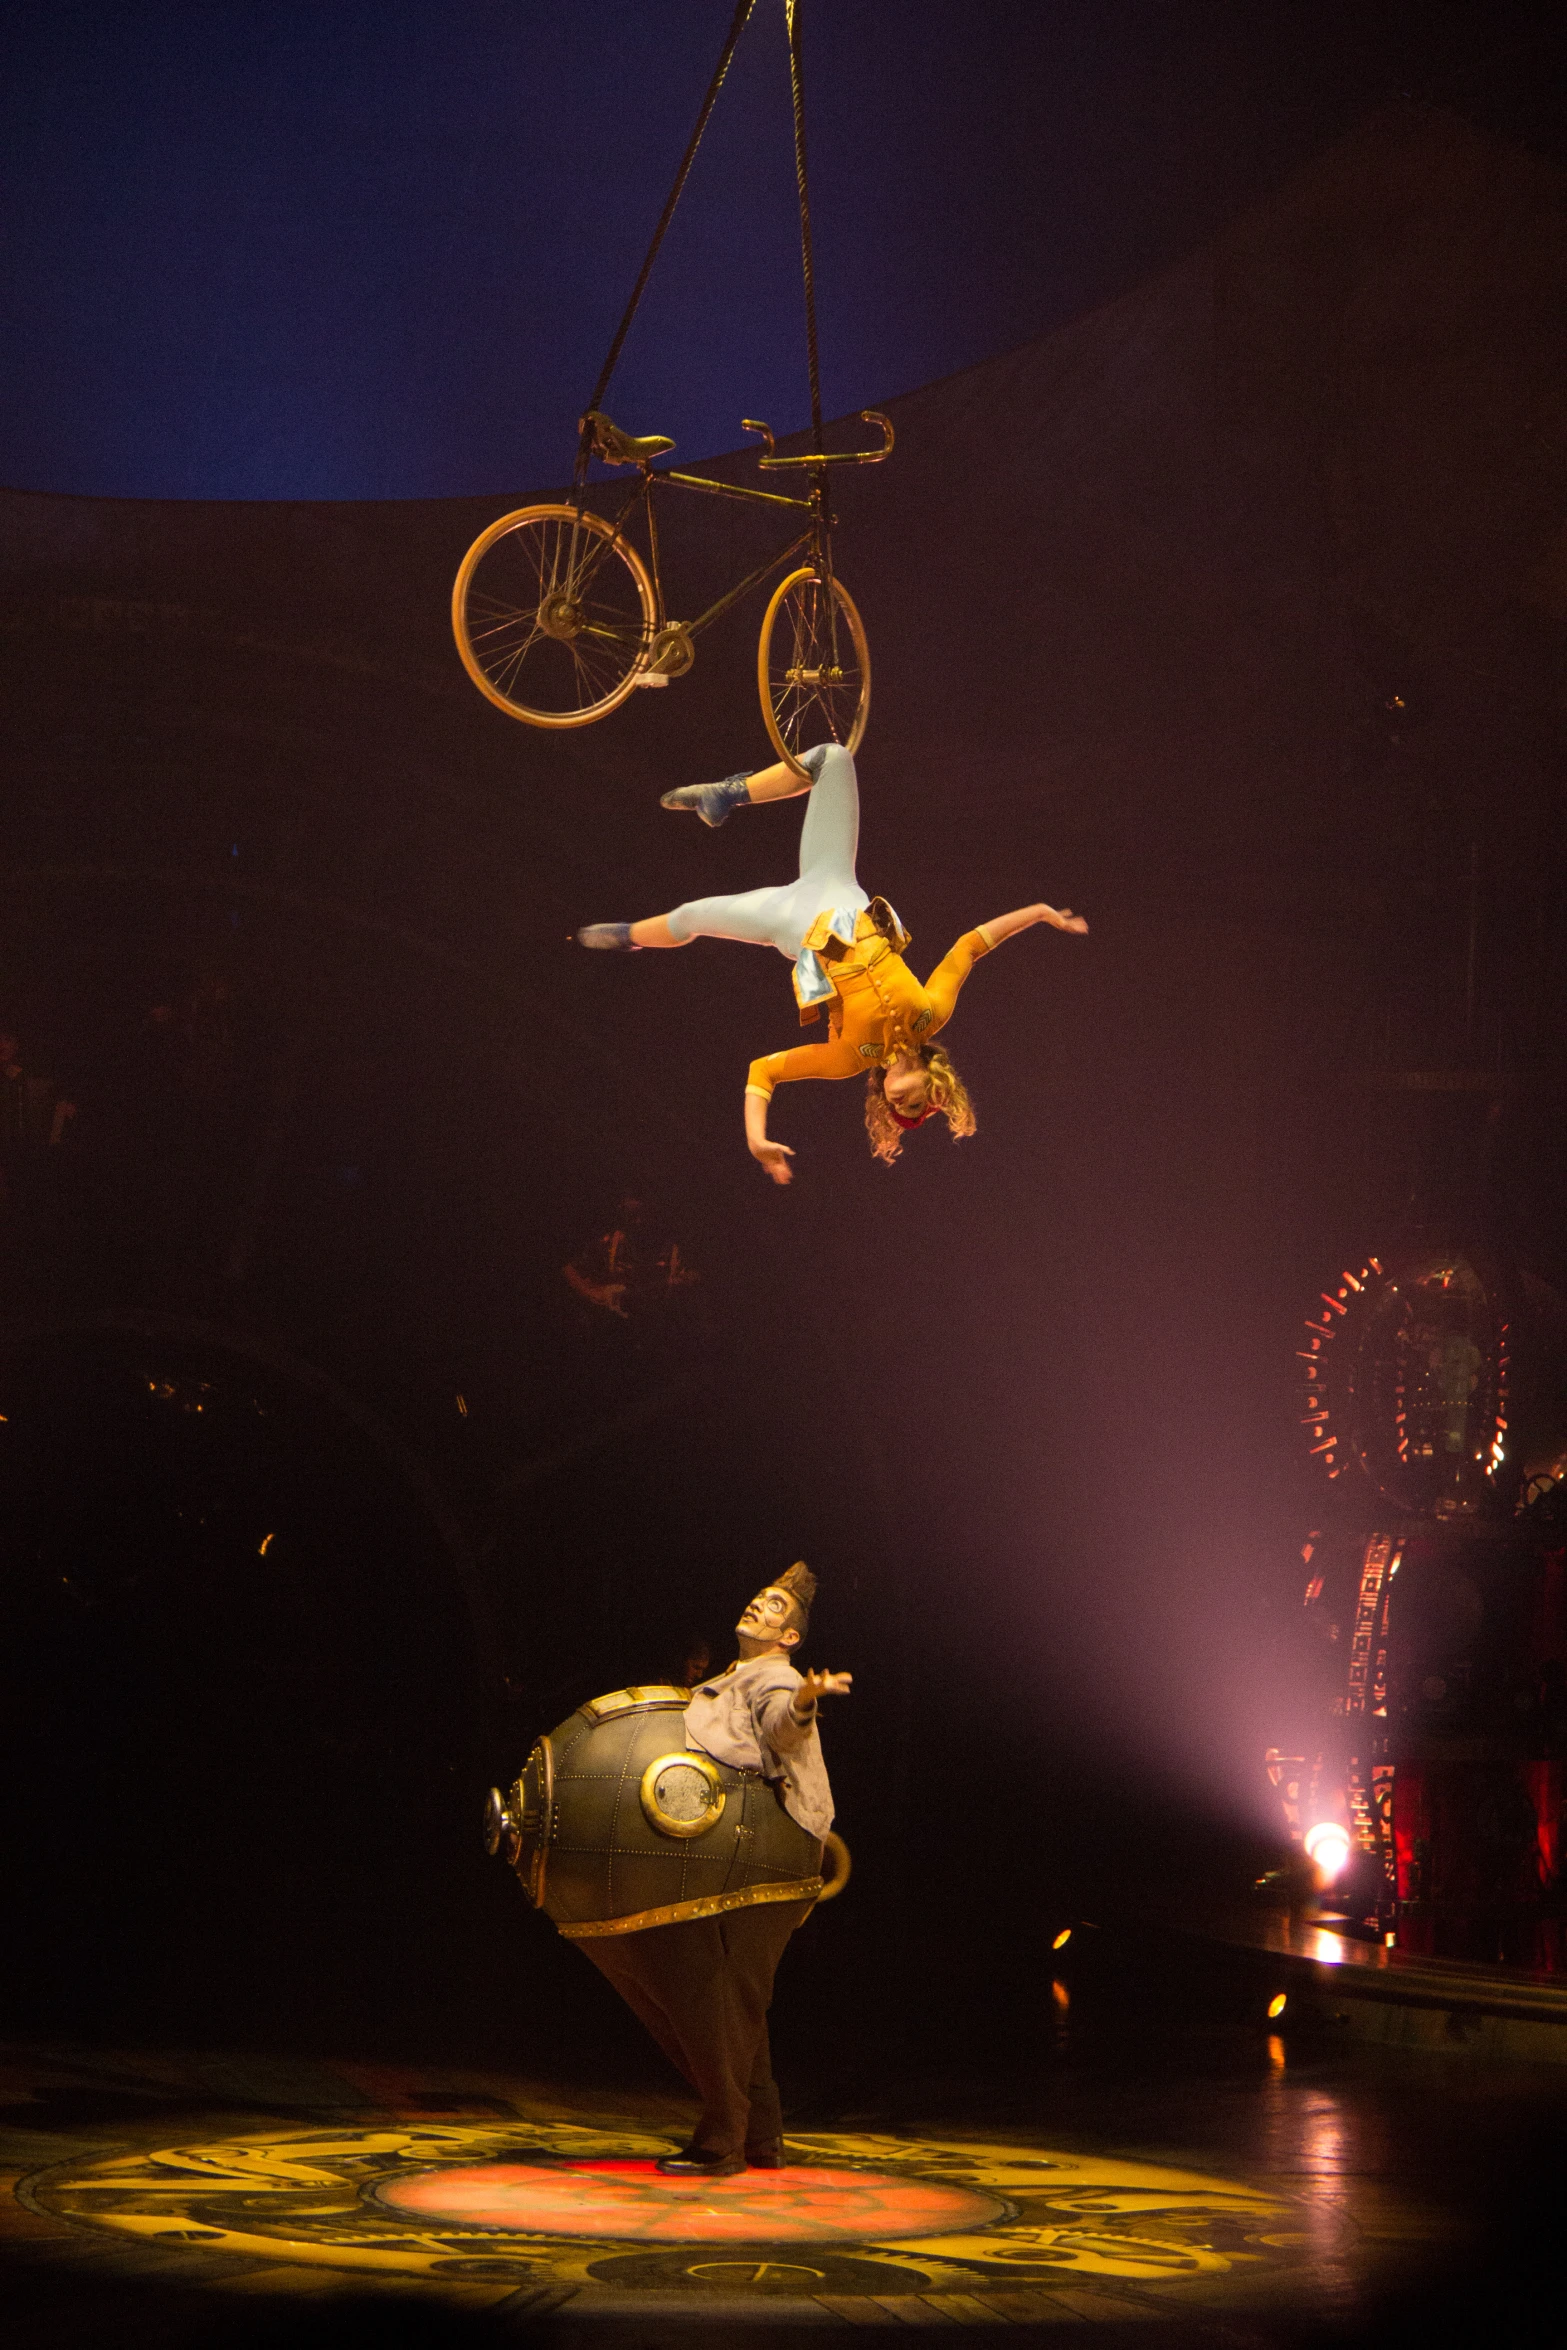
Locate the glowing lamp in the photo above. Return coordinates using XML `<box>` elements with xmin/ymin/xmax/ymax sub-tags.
<box><xmin>1303</xmin><ymin>1821</ymin><xmax>1352</xmax><ymax>1883</ymax></box>
<box><xmin>1267</xmin><ymin>1993</ymin><xmax>1288</xmax><ymax>2019</ymax></box>
<box><xmin>1051</xmin><ymin>1928</ymin><xmax>1072</xmax><ymax>1950</ymax></box>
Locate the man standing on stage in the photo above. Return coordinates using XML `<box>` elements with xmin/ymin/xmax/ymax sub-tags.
<box><xmin>579</xmin><ymin>1560</ymin><xmax>850</xmax><ymax>2175</ymax></box>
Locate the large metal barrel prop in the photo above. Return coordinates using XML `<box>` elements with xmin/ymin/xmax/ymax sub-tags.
<box><xmin>483</xmin><ymin>1685</ymin><xmax>841</xmax><ymax>1941</ymax></box>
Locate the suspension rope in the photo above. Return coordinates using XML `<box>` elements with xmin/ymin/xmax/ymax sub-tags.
<box><xmin>580</xmin><ymin>0</ymin><xmax>758</xmax><ymax>441</ymax></box>
<box><xmin>784</xmin><ymin>0</ymin><xmax>825</xmax><ymax>456</ymax></box>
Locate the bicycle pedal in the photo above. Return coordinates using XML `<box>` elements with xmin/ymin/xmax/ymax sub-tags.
<box><xmin>632</xmin><ymin>670</ymin><xmax>671</xmax><ymax>689</ymax></box>
<box><xmin>645</xmin><ymin>622</ymin><xmax>696</xmax><ymax>679</ymax></box>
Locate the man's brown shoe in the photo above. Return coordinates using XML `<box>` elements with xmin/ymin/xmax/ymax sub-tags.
<box><xmin>746</xmin><ymin>2144</ymin><xmax>785</xmax><ymax>2168</ymax></box>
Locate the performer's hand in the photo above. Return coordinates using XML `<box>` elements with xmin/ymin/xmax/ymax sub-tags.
<box><xmin>796</xmin><ymin>1668</ymin><xmax>852</xmax><ymax>1708</ymax></box>
<box><xmin>979</xmin><ymin>903</ymin><xmax>1089</xmax><ymax>948</ymax></box>
<box><xmin>752</xmin><ymin>1140</ymin><xmax>796</xmax><ymax>1186</ymax></box>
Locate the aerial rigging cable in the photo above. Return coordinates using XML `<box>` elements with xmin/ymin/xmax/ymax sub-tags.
<box><xmin>452</xmin><ymin>1</ymin><xmax>889</xmax><ymax>762</ymax></box>
<box><xmin>576</xmin><ymin>0</ymin><xmax>760</xmax><ymax>483</ymax></box>
<box><xmin>784</xmin><ymin>0</ymin><xmax>825</xmax><ymax>462</ymax></box>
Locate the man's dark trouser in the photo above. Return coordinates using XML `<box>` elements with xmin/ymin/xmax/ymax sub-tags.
<box><xmin>580</xmin><ymin>1897</ymin><xmax>811</xmax><ymax>2160</ymax></box>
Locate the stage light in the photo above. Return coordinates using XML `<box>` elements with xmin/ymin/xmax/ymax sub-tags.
<box><xmin>1051</xmin><ymin>1928</ymin><xmax>1071</xmax><ymax>1950</ymax></box>
<box><xmin>258</xmin><ymin>1532</ymin><xmax>274</xmax><ymax>1556</ymax></box>
<box><xmin>1304</xmin><ymin>1821</ymin><xmax>1351</xmax><ymax>1883</ymax></box>
<box><xmin>1051</xmin><ymin>1979</ymin><xmax>1070</xmax><ymax>2015</ymax></box>
<box><xmin>1306</xmin><ymin>1814</ymin><xmax>1353</xmax><ymax>1889</ymax></box>
<box><xmin>1267</xmin><ymin>1993</ymin><xmax>1287</xmax><ymax>2019</ymax></box>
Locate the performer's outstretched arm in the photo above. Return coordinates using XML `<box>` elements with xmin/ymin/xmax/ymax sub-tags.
<box><xmin>744</xmin><ymin>1088</ymin><xmax>795</xmax><ymax>1186</ymax></box>
<box><xmin>745</xmin><ymin>1039</ymin><xmax>863</xmax><ymax>1184</ymax></box>
<box><xmin>979</xmin><ymin>902</ymin><xmax>1089</xmax><ymax>946</ymax></box>
<box><xmin>922</xmin><ymin>903</ymin><xmax>1088</xmax><ymax>1028</ymax></box>
<box><xmin>758</xmin><ymin>1669</ymin><xmax>853</xmax><ymax>1750</ymax></box>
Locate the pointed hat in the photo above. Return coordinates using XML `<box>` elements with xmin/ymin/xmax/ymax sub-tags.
<box><xmin>776</xmin><ymin>1560</ymin><xmax>817</xmax><ymax>1623</ymax></box>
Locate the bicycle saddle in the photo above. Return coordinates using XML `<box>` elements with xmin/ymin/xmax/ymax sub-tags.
<box><xmin>581</xmin><ymin>409</ymin><xmax>675</xmax><ymax>466</ymax></box>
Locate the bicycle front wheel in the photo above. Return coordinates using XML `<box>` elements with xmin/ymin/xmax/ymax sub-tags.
<box><xmin>452</xmin><ymin>503</ymin><xmax>656</xmax><ymax>726</ymax></box>
<box><xmin>758</xmin><ymin>566</ymin><xmax>870</xmax><ymax>772</ymax></box>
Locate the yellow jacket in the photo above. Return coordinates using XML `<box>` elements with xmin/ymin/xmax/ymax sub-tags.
<box><xmin>746</xmin><ymin>910</ymin><xmax>993</xmax><ymax>1100</ymax></box>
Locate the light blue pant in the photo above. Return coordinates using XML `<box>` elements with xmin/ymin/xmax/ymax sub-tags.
<box><xmin>665</xmin><ymin>744</ymin><xmax>868</xmax><ymax>960</ymax></box>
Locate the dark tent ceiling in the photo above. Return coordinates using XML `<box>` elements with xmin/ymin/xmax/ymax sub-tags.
<box><xmin>6</xmin><ymin>102</ymin><xmax>1563</xmax><ymax>906</ymax></box>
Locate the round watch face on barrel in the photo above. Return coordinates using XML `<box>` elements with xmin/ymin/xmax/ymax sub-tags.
<box><xmin>640</xmin><ymin>1750</ymin><xmax>726</xmax><ymax>1838</ymax></box>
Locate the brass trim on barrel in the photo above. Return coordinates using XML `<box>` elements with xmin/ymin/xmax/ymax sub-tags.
<box><xmin>581</xmin><ymin>1685</ymin><xmax>690</xmax><ymax>1722</ymax></box>
<box><xmin>529</xmin><ymin>1735</ymin><xmax>555</xmax><ymax>1909</ymax></box>
<box><xmin>556</xmin><ymin>1876</ymin><xmax>824</xmax><ymax>1940</ymax></box>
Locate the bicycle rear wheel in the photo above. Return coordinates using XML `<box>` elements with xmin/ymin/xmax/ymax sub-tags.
<box><xmin>758</xmin><ymin>567</ymin><xmax>870</xmax><ymax>771</ymax></box>
<box><xmin>452</xmin><ymin>503</ymin><xmax>656</xmax><ymax>726</ymax></box>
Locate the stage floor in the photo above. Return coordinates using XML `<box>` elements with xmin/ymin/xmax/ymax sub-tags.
<box><xmin>1</xmin><ymin>2028</ymin><xmax>1560</xmax><ymax>2344</ymax></box>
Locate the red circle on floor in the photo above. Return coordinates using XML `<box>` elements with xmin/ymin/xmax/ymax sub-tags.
<box><xmin>378</xmin><ymin>2158</ymin><xmax>1005</xmax><ymax>2243</ymax></box>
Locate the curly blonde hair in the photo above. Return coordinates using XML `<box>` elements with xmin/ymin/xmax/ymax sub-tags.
<box><xmin>864</xmin><ymin>1046</ymin><xmax>977</xmax><ymax>1164</ymax></box>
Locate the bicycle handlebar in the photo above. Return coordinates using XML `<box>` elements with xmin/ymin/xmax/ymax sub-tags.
<box><xmin>742</xmin><ymin>410</ymin><xmax>894</xmax><ymax>469</ymax></box>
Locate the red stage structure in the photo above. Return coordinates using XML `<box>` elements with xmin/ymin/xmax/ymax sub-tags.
<box><xmin>1272</xmin><ymin>1231</ymin><xmax>1567</xmax><ymax>1967</ymax></box>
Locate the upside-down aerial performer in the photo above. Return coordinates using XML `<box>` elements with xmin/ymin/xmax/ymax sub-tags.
<box><xmin>578</xmin><ymin>745</ymin><xmax>1088</xmax><ymax>1183</ymax></box>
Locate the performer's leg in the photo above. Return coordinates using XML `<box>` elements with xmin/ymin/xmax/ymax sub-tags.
<box><xmin>589</xmin><ymin>884</ymin><xmax>804</xmax><ymax>958</ymax></box>
<box><xmin>582</xmin><ymin>752</ymin><xmax>854</xmax><ymax>954</ymax></box>
<box><xmin>793</xmin><ymin>745</ymin><xmax>857</xmax><ymax>885</ymax></box>
<box><xmin>742</xmin><ymin>2015</ymin><xmax>783</xmax><ymax>2157</ymax></box>
<box><xmin>660</xmin><ymin>755</ymin><xmax>812</xmax><ymax>828</ymax></box>
<box><xmin>583</xmin><ymin>1919</ymin><xmax>753</xmax><ymax>2158</ymax></box>
<box><xmin>578</xmin><ymin>1939</ymin><xmax>698</xmax><ymax>2092</ymax></box>
<box><xmin>717</xmin><ymin>1899</ymin><xmax>812</xmax><ymax>2157</ymax></box>
<box><xmin>583</xmin><ymin>885</ymin><xmax>801</xmax><ymax>955</ymax></box>
<box><xmin>663</xmin><ymin>884</ymin><xmax>804</xmax><ymax>953</ymax></box>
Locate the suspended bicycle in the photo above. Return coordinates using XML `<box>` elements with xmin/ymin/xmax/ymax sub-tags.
<box><xmin>450</xmin><ymin>0</ymin><xmax>890</xmax><ymax>776</ymax></box>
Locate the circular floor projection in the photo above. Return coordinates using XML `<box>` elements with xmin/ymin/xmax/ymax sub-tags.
<box><xmin>378</xmin><ymin>2157</ymin><xmax>1006</xmax><ymax>2242</ymax></box>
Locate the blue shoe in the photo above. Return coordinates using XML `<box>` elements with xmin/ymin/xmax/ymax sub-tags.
<box><xmin>576</xmin><ymin>922</ymin><xmax>638</xmax><ymax>950</ymax></box>
<box><xmin>659</xmin><ymin>772</ymin><xmax>753</xmax><ymax>828</ymax></box>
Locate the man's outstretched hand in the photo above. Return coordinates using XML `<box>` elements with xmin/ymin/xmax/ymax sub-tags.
<box><xmin>796</xmin><ymin>1668</ymin><xmax>852</xmax><ymax>1707</ymax></box>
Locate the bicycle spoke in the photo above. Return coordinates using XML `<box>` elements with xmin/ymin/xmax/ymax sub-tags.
<box><xmin>486</xmin><ymin>623</ymin><xmax>548</xmax><ymax>685</ymax></box>
<box><xmin>516</xmin><ymin>524</ymin><xmax>556</xmax><ymax>605</ymax></box>
<box><xmin>569</xmin><ymin>532</ymin><xmax>626</xmax><ymax>602</ymax></box>
<box><xmin>467</xmin><ymin>610</ymin><xmax>532</xmax><ymax>643</ymax></box>
<box><xmin>570</xmin><ymin>636</ymin><xmax>627</xmax><ymax>703</ymax></box>
<box><xmin>758</xmin><ymin>566</ymin><xmax>867</xmax><ymax>761</ymax></box>
<box><xmin>491</xmin><ymin>624</ymin><xmax>551</xmax><ymax>698</ymax></box>
<box><xmin>509</xmin><ymin>516</ymin><xmax>605</xmax><ymax>611</ymax></box>
<box><xmin>468</xmin><ymin>588</ymin><xmax>532</xmax><ymax>622</ymax></box>
<box><xmin>456</xmin><ymin>501</ymin><xmax>655</xmax><ymax>722</ymax></box>
<box><xmin>776</xmin><ymin>677</ymin><xmax>813</xmax><ymax>742</ymax></box>
<box><xmin>468</xmin><ymin>600</ymin><xmax>539</xmax><ymax>651</ymax></box>
<box><xmin>570</xmin><ymin>654</ymin><xmax>620</xmax><ymax>708</ymax></box>
<box><xmin>579</xmin><ymin>605</ymin><xmax>649</xmax><ymax>646</ymax></box>
<box><xmin>571</xmin><ymin>614</ymin><xmax>635</xmax><ymax>687</ymax></box>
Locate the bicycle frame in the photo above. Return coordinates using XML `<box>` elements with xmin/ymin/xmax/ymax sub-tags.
<box><xmin>570</xmin><ymin>408</ymin><xmax>892</xmax><ymax>654</ymax></box>
<box><xmin>578</xmin><ymin>466</ymin><xmax>815</xmax><ymax>652</ymax></box>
